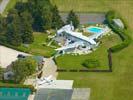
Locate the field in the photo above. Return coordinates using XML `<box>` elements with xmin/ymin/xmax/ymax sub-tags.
<box><xmin>17</xmin><ymin>33</ymin><xmax>56</xmax><ymax>57</ymax></box>
<box><xmin>51</xmin><ymin>0</ymin><xmax>133</xmax><ymax>38</ymax></box>
<box><xmin>2</xmin><ymin>0</ymin><xmax>133</xmax><ymax>100</ymax></box>
<box><xmin>51</xmin><ymin>0</ymin><xmax>133</xmax><ymax>100</ymax></box>
<box><xmin>55</xmin><ymin>34</ymin><xmax>121</xmax><ymax>70</ymax></box>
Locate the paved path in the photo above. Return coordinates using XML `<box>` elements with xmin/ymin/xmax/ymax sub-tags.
<box><xmin>42</xmin><ymin>57</ymin><xmax>58</xmax><ymax>79</ymax></box>
<box><xmin>24</xmin><ymin>57</ymin><xmax>58</xmax><ymax>85</ymax></box>
<box><xmin>71</xmin><ymin>88</ymin><xmax>91</xmax><ymax>100</ymax></box>
<box><xmin>0</xmin><ymin>0</ymin><xmax>10</xmax><ymax>14</ymax></box>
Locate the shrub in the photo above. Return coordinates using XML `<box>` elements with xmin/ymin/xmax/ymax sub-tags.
<box><xmin>82</xmin><ymin>59</ymin><xmax>100</xmax><ymax>68</ymax></box>
<box><xmin>106</xmin><ymin>10</ymin><xmax>132</xmax><ymax>52</ymax></box>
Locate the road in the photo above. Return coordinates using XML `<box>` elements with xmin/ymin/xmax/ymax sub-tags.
<box><xmin>0</xmin><ymin>0</ymin><xmax>10</xmax><ymax>14</ymax></box>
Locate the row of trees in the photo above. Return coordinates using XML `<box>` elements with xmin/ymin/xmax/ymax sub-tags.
<box><xmin>6</xmin><ymin>10</ymin><xmax>34</xmax><ymax>46</ymax></box>
<box><xmin>0</xmin><ymin>0</ymin><xmax>79</xmax><ymax>46</ymax></box>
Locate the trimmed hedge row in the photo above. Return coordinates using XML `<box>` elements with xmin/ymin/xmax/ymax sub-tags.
<box><xmin>57</xmin><ymin>69</ymin><xmax>112</xmax><ymax>72</ymax></box>
<box><xmin>0</xmin><ymin>84</ymin><xmax>36</xmax><ymax>93</ymax></box>
<box><xmin>106</xmin><ymin>10</ymin><xmax>132</xmax><ymax>52</ymax></box>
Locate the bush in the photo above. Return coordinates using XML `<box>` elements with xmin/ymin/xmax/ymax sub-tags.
<box><xmin>82</xmin><ymin>59</ymin><xmax>100</xmax><ymax>68</ymax></box>
<box><xmin>106</xmin><ymin>10</ymin><xmax>132</xmax><ymax>52</ymax></box>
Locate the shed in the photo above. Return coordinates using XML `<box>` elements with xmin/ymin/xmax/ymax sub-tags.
<box><xmin>4</xmin><ymin>71</ymin><xmax>14</xmax><ymax>80</ymax></box>
<box><xmin>113</xmin><ymin>19</ymin><xmax>124</xmax><ymax>29</ymax></box>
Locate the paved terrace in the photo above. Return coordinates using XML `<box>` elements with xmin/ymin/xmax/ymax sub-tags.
<box><xmin>0</xmin><ymin>45</ymin><xmax>29</xmax><ymax>68</ymax></box>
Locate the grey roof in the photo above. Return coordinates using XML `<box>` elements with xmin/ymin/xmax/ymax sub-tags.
<box><xmin>34</xmin><ymin>88</ymin><xmax>73</xmax><ymax>100</ymax></box>
<box><xmin>32</xmin><ymin>56</ymin><xmax>44</xmax><ymax>64</ymax></box>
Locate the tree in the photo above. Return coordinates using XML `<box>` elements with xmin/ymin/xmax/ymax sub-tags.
<box><xmin>6</xmin><ymin>23</ymin><xmax>22</xmax><ymax>46</ymax></box>
<box><xmin>51</xmin><ymin>5</ymin><xmax>64</xmax><ymax>29</ymax></box>
<box><xmin>0</xmin><ymin>67</ymin><xmax>3</xmax><ymax>80</ymax></box>
<box><xmin>66</xmin><ymin>10</ymin><xmax>79</xmax><ymax>28</ymax></box>
<box><xmin>12</xmin><ymin>57</ymin><xmax>37</xmax><ymax>83</ymax></box>
<box><xmin>6</xmin><ymin>9</ymin><xmax>22</xmax><ymax>46</ymax></box>
<box><xmin>15</xmin><ymin>2</ymin><xmax>27</xmax><ymax>14</ymax></box>
<box><xmin>27</xmin><ymin>0</ymin><xmax>53</xmax><ymax>31</ymax></box>
<box><xmin>0</xmin><ymin>15</ymin><xmax>3</xmax><ymax>33</ymax></box>
<box><xmin>20</xmin><ymin>11</ymin><xmax>34</xmax><ymax>43</ymax></box>
<box><xmin>43</xmin><ymin>7</ymin><xmax>52</xmax><ymax>30</ymax></box>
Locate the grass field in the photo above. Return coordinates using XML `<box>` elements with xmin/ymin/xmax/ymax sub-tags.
<box><xmin>2</xmin><ymin>0</ymin><xmax>133</xmax><ymax>100</ymax></box>
<box><xmin>51</xmin><ymin>0</ymin><xmax>133</xmax><ymax>38</ymax></box>
<box><xmin>17</xmin><ymin>33</ymin><xmax>56</xmax><ymax>57</ymax></box>
<box><xmin>58</xmin><ymin>43</ymin><xmax>133</xmax><ymax>100</ymax></box>
<box><xmin>55</xmin><ymin>34</ymin><xmax>121</xmax><ymax>70</ymax></box>
<box><xmin>51</xmin><ymin>0</ymin><xmax>133</xmax><ymax>100</ymax></box>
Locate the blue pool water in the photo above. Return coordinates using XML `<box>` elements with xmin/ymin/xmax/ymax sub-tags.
<box><xmin>87</xmin><ymin>27</ymin><xmax>103</xmax><ymax>34</ymax></box>
<box><xmin>0</xmin><ymin>88</ymin><xmax>31</xmax><ymax>100</ymax></box>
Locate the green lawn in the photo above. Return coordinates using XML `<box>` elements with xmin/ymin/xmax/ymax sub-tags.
<box><xmin>51</xmin><ymin>0</ymin><xmax>133</xmax><ymax>100</ymax></box>
<box><xmin>58</xmin><ymin>43</ymin><xmax>133</xmax><ymax>100</ymax></box>
<box><xmin>17</xmin><ymin>33</ymin><xmax>56</xmax><ymax>57</ymax></box>
<box><xmin>55</xmin><ymin>34</ymin><xmax>121</xmax><ymax>70</ymax></box>
<box><xmin>2</xmin><ymin>0</ymin><xmax>133</xmax><ymax>100</ymax></box>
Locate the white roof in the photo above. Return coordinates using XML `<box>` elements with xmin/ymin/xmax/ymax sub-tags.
<box><xmin>57</xmin><ymin>24</ymin><xmax>96</xmax><ymax>45</ymax></box>
<box><xmin>56</xmin><ymin>41</ymin><xmax>84</xmax><ymax>51</ymax></box>
<box><xmin>37</xmin><ymin>80</ymin><xmax>73</xmax><ymax>90</ymax></box>
<box><xmin>57</xmin><ymin>24</ymin><xmax>74</xmax><ymax>34</ymax></box>
<box><xmin>113</xmin><ymin>19</ymin><xmax>124</xmax><ymax>28</ymax></box>
<box><xmin>66</xmin><ymin>30</ymin><xmax>96</xmax><ymax>44</ymax></box>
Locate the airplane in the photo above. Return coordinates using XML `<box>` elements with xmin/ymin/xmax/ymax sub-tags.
<box><xmin>36</xmin><ymin>75</ymin><xmax>53</xmax><ymax>85</ymax></box>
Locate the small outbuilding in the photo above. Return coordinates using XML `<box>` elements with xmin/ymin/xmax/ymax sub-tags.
<box><xmin>4</xmin><ymin>71</ymin><xmax>14</xmax><ymax>80</ymax></box>
<box><xmin>113</xmin><ymin>19</ymin><xmax>124</xmax><ymax>29</ymax></box>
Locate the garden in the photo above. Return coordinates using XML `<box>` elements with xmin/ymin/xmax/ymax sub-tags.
<box><xmin>0</xmin><ymin>0</ymin><xmax>133</xmax><ymax>100</ymax></box>
<box><xmin>55</xmin><ymin>33</ymin><xmax>121</xmax><ymax>70</ymax></box>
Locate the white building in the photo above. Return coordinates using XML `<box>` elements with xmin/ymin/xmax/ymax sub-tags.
<box><xmin>113</xmin><ymin>19</ymin><xmax>124</xmax><ymax>29</ymax></box>
<box><xmin>55</xmin><ymin>24</ymin><xmax>109</xmax><ymax>54</ymax></box>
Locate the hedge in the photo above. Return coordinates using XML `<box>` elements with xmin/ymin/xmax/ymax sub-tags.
<box><xmin>82</xmin><ymin>59</ymin><xmax>100</xmax><ymax>68</ymax></box>
<box><xmin>0</xmin><ymin>84</ymin><xmax>36</xmax><ymax>93</ymax></box>
<box><xmin>106</xmin><ymin>10</ymin><xmax>132</xmax><ymax>52</ymax></box>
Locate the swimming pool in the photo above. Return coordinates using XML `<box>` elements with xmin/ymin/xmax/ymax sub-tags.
<box><xmin>0</xmin><ymin>88</ymin><xmax>31</xmax><ymax>100</ymax></box>
<box><xmin>87</xmin><ymin>27</ymin><xmax>103</xmax><ymax>34</ymax></box>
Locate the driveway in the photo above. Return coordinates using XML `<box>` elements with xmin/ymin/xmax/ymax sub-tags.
<box><xmin>0</xmin><ymin>45</ymin><xmax>29</xmax><ymax>68</ymax></box>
